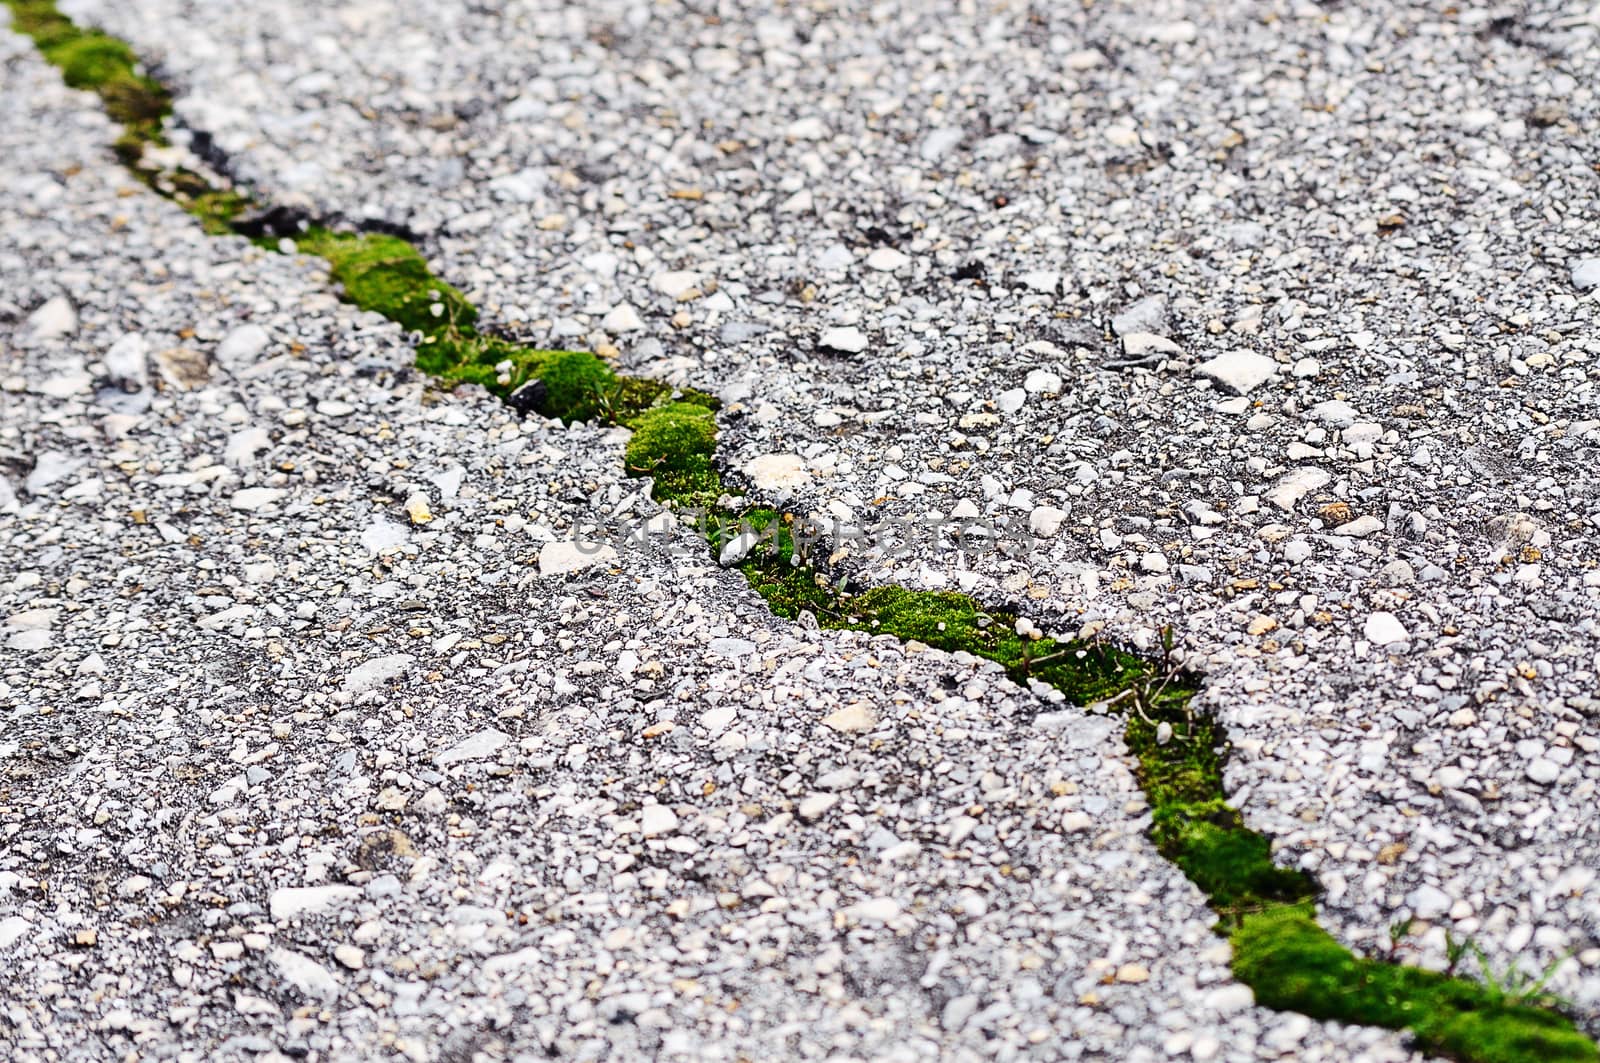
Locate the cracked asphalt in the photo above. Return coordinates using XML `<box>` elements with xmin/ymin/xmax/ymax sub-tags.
<box><xmin>3</xmin><ymin>1</ymin><xmax>1599</xmax><ymax>1060</ymax></box>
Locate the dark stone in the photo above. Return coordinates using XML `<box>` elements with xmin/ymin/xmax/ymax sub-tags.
<box><xmin>507</xmin><ymin>379</ymin><xmax>548</xmax><ymax>416</ymax></box>
<box><xmin>233</xmin><ymin>205</ymin><xmax>312</xmax><ymax>240</ymax></box>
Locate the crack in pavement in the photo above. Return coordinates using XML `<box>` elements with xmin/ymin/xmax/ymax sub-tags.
<box><xmin>3</xmin><ymin>2</ymin><xmax>1596</xmax><ymax>1060</ymax></box>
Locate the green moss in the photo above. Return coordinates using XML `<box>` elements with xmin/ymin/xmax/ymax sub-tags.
<box><xmin>46</xmin><ymin>33</ymin><xmax>134</xmax><ymax>88</ymax></box>
<box><xmin>96</xmin><ymin>71</ymin><xmax>169</xmax><ymax>128</ymax></box>
<box><xmin>414</xmin><ymin>333</ymin><xmax>510</xmax><ymax>389</ymax></box>
<box><xmin>623</xmin><ymin>403</ymin><xmax>721</xmax><ymax>507</ymax></box>
<box><xmin>740</xmin><ymin>552</ymin><xmax>840</xmax><ymax>619</ymax></box>
<box><xmin>1125</xmin><ymin>707</ymin><xmax>1316</xmax><ymax>920</ymax></box>
<box><xmin>613</xmin><ymin>376</ymin><xmax>718</xmax><ymax>422</ymax></box>
<box><xmin>282</xmin><ymin>234</ymin><xmax>701</xmax><ymax>426</ymax></box>
<box><xmin>701</xmin><ymin>508</ymin><xmax>843</xmax><ymax>621</ymax></box>
<box><xmin>1234</xmin><ymin>905</ymin><xmax>1596</xmax><ymax>1063</ymax></box>
<box><xmin>171</xmin><ymin>182</ymin><xmax>253</xmax><ymax>235</ymax></box>
<box><xmin>295</xmin><ymin>229</ymin><xmax>476</xmax><ymax>337</ymax></box>
<box><xmin>7</xmin><ymin>0</ymin><xmax>76</xmax><ymax>46</ymax></box>
<box><xmin>20</xmin><ymin>4</ymin><xmax>1594</xmax><ymax>1055</ymax></box>
<box><xmin>1154</xmin><ymin>800</ymin><xmax>1316</xmax><ymax>915</ymax></box>
<box><xmin>411</xmin><ymin>339</ymin><xmax>715</xmax><ymax>424</ymax></box>
<box><xmin>834</xmin><ymin>588</ymin><xmax>1154</xmax><ymax>705</ymax></box>
<box><xmin>841</xmin><ymin>588</ymin><xmax>1002</xmax><ymax>649</ymax></box>
<box><xmin>521</xmin><ymin>349</ymin><xmax>616</xmax><ymax>422</ymax></box>
<box><xmin>5</xmin><ymin>1</ymin><xmax>171</xmax><ymax>157</ymax></box>
<box><xmin>819</xmin><ymin>582</ymin><xmax>1594</xmax><ymax>1059</ymax></box>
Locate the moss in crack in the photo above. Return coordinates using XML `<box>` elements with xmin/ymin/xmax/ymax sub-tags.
<box><xmin>850</xmin><ymin>594</ymin><xmax>1316</xmax><ymax>923</ymax></box>
<box><xmin>173</xmin><ymin>182</ymin><xmax>253</xmax><ymax>236</ymax></box>
<box><xmin>292</xmin><ymin>228</ymin><xmax>717</xmax><ymax>425</ymax></box>
<box><xmin>1125</xmin><ymin>706</ymin><xmax>1316</xmax><ymax>920</ymax></box>
<box><xmin>622</xmin><ymin>410</ymin><xmax>840</xmax><ymax>620</ymax></box>
<box><xmin>8</xmin><ymin>0</ymin><xmax>244</xmax><ymax>221</ymax></box>
<box><xmin>5</xmin><ymin>0</ymin><xmax>171</xmax><ymax>156</ymax></box>
<box><xmin>526</xmin><ymin>349</ymin><xmax>621</xmax><ymax>424</ymax></box>
<box><xmin>19</xmin><ymin>6</ymin><xmax>1594</xmax><ymax>1056</ymax></box>
<box><xmin>413</xmin><ymin>334</ymin><xmax>510</xmax><ymax>391</ymax></box>
<box><xmin>709</xmin><ymin>508</ymin><xmax>844</xmax><ymax>622</ymax></box>
<box><xmin>623</xmin><ymin>402</ymin><xmax>721</xmax><ymax>508</ymax></box>
<box><xmin>295</xmin><ymin>228</ymin><xmax>476</xmax><ymax>337</ymax></box>
<box><xmin>1234</xmin><ymin>905</ymin><xmax>1596</xmax><ymax>1063</ymax></box>
<box><xmin>612</xmin><ymin>473</ymin><xmax>1566</xmax><ymax>1062</ymax></box>
<box><xmin>825</xmin><ymin>586</ymin><xmax>1309</xmax><ymax>920</ymax></box>
<box><xmin>835</xmin><ymin>588</ymin><xmax>1158</xmax><ymax>705</ymax></box>
<box><xmin>7</xmin><ymin>2</ymin><xmax>707</xmax><ymax>429</ymax></box>
<box><xmin>611</xmin><ymin>375</ymin><xmax>717</xmax><ymax>422</ymax></box>
<box><xmin>48</xmin><ymin>33</ymin><xmax>135</xmax><ymax>88</ymax></box>
<box><xmin>809</xmin><ymin>582</ymin><xmax>1594</xmax><ymax>1061</ymax></box>
<box><xmin>740</xmin><ymin>551</ymin><xmax>842</xmax><ymax>620</ymax></box>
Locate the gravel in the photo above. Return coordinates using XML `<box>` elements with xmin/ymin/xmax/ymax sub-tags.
<box><xmin>5</xmin><ymin>0</ymin><xmax>1600</xmax><ymax>1058</ymax></box>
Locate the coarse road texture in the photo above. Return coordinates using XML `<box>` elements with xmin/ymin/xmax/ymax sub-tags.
<box><xmin>2</xmin><ymin>2</ymin><xmax>1598</xmax><ymax>1061</ymax></box>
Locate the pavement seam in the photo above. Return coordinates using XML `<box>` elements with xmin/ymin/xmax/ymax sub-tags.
<box><xmin>5</xmin><ymin>3</ymin><xmax>1595</xmax><ymax>1059</ymax></box>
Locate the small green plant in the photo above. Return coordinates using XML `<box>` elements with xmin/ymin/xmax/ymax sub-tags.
<box><xmin>591</xmin><ymin>378</ymin><xmax>625</xmax><ymax>425</ymax></box>
<box><xmin>1390</xmin><ymin>917</ymin><xmax>1417</xmax><ymax>957</ymax></box>
<box><xmin>1472</xmin><ymin>944</ymin><xmax>1574</xmax><ymax>1010</ymax></box>
<box><xmin>1446</xmin><ymin>930</ymin><xmax>1472</xmax><ymax>976</ymax></box>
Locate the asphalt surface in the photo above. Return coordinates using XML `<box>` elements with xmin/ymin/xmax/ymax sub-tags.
<box><xmin>3</xmin><ymin>2</ymin><xmax>1599</xmax><ymax>1060</ymax></box>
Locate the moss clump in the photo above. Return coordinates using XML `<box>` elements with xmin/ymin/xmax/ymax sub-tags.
<box><xmin>417</xmin><ymin>338</ymin><xmax>613</xmax><ymax>414</ymax></box>
<box><xmin>48</xmin><ymin>33</ymin><xmax>135</xmax><ymax>88</ymax></box>
<box><xmin>413</xmin><ymin>336</ymin><xmax>717</xmax><ymax>424</ymax></box>
<box><xmin>1126</xmin><ymin>706</ymin><xmax>1316</xmax><ymax>919</ymax></box>
<box><xmin>1234</xmin><ymin>905</ymin><xmax>1596</xmax><ymax>1063</ymax></box>
<box><xmin>1152</xmin><ymin>796</ymin><xmax>1316</xmax><ymax>915</ymax></box>
<box><xmin>836</xmin><ymin>588</ymin><xmax>1157</xmax><ymax>705</ymax></box>
<box><xmin>295</xmin><ymin>229</ymin><xmax>476</xmax><ymax>337</ymax></box>
<box><xmin>524</xmin><ymin>349</ymin><xmax>617</xmax><ymax>423</ymax></box>
<box><xmin>5</xmin><ymin>1</ymin><xmax>171</xmax><ymax>156</ymax></box>
<box><xmin>624</xmin><ymin>403</ymin><xmax>721</xmax><ymax>507</ymax></box>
